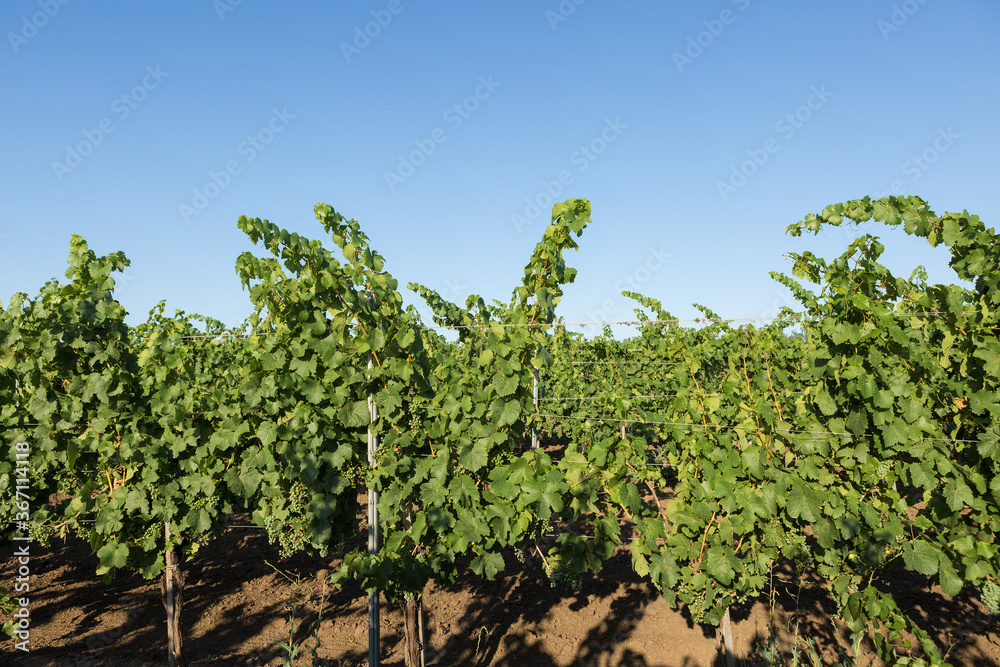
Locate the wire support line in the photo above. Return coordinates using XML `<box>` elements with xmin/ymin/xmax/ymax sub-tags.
<box><xmin>39</xmin><ymin>309</ymin><xmax>988</xmax><ymax>342</ymax></box>
<box><xmin>533</xmin><ymin>413</ymin><xmax>980</xmax><ymax>443</ymax></box>
<box><xmin>540</xmin><ymin>533</ymin><xmax>647</xmax><ymax>543</ymax></box>
<box><xmin>549</xmin><ymin>361</ymin><xmax>682</xmax><ymax>366</ymax></box>
<box><xmin>140</xmin><ymin>332</ymin><xmax>258</xmax><ymax>340</ymax></box>
<box><xmin>420</xmin><ymin>317</ymin><xmax>799</xmax><ymax>330</ymax></box>
<box><xmin>538</xmin><ymin>391</ymin><xmax>811</xmax><ymax>401</ymax></box>
<box><xmin>417</xmin><ymin>311</ymin><xmax>981</xmax><ymax>330</ymax></box>
<box><xmin>539</xmin><ymin>394</ymin><xmax>725</xmax><ymax>401</ymax></box>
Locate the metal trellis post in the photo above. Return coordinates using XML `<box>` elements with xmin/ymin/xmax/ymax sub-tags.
<box><xmin>367</xmin><ymin>353</ymin><xmax>380</xmax><ymax>666</ymax></box>
<box><xmin>531</xmin><ymin>366</ymin><xmax>539</xmax><ymax>450</ymax></box>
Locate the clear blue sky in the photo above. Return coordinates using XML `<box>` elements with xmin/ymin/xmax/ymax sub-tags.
<box><xmin>2</xmin><ymin>1</ymin><xmax>998</xmax><ymax>335</ymax></box>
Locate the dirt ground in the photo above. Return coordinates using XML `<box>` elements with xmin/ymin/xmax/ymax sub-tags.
<box><xmin>2</xmin><ymin>522</ymin><xmax>1000</xmax><ymax>667</ymax></box>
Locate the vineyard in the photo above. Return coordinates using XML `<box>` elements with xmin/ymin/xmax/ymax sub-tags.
<box><xmin>2</xmin><ymin>196</ymin><xmax>1000</xmax><ymax>666</ymax></box>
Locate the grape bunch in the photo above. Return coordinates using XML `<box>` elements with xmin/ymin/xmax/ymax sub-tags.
<box><xmin>28</xmin><ymin>518</ymin><xmax>57</xmax><ymax>546</ymax></box>
<box><xmin>547</xmin><ymin>564</ymin><xmax>582</xmax><ymax>591</ymax></box>
<box><xmin>782</xmin><ymin>531</ymin><xmax>813</xmax><ymax>572</ymax></box>
<box><xmin>513</xmin><ymin>546</ymin><xmax>526</xmax><ymax>564</ymax></box>
<box><xmin>188</xmin><ymin>495</ymin><xmax>216</xmax><ymax>519</ymax></box>
<box><xmin>124</xmin><ymin>521</ymin><xmax>164</xmax><ymax>571</ymax></box>
<box><xmin>407</xmin><ymin>412</ymin><xmax>423</xmax><ymax>437</ymax></box>
<box><xmin>981</xmin><ymin>580</ymin><xmax>1000</xmax><ymax>615</ymax></box>
<box><xmin>688</xmin><ymin>589</ymin><xmax>709</xmax><ymax>624</ymax></box>
<box><xmin>876</xmin><ymin>460</ymin><xmax>891</xmax><ymax>482</ymax></box>
<box><xmin>330</xmin><ymin>528</ymin><xmax>348</xmax><ymax>554</ymax></box>
<box><xmin>136</xmin><ymin>520</ymin><xmax>163</xmax><ymax>549</ymax></box>
<box><xmin>262</xmin><ymin>481</ymin><xmax>311</xmax><ymax>559</ymax></box>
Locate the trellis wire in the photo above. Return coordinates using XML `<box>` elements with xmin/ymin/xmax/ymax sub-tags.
<box><xmin>549</xmin><ymin>361</ymin><xmax>682</xmax><ymax>366</ymax></box>
<box><xmin>533</xmin><ymin>413</ymin><xmax>980</xmax><ymax>443</ymax></box>
<box><xmin>112</xmin><ymin>309</ymin><xmax>978</xmax><ymax>341</ymax></box>
<box><xmin>539</xmin><ymin>391</ymin><xmax>810</xmax><ymax>401</ymax></box>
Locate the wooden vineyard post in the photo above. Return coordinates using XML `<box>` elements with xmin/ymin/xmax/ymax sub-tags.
<box><xmin>401</xmin><ymin>508</ymin><xmax>424</xmax><ymax>667</ymax></box>
<box><xmin>163</xmin><ymin>522</ymin><xmax>185</xmax><ymax>667</ymax></box>
<box><xmin>402</xmin><ymin>597</ymin><xmax>420</xmax><ymax>667</ymax></box>
<box><xmin>418</xmin><ymin>600</ymin><xmax>426</xmax><ymax>667</ymax></box>
<box><xmin>531</xmin><ymin>366</ymin><xmax>539</xmax><ymax>450</ymax></box>
<box><xmin>721</xmin><ymin>607</ymin><xmax>736</xmax><ymax>667</ymax></box>
<box><xmin>367</xmin><ymin>354</ymin><xmax>381</xmax><ymax>667</ymax></box>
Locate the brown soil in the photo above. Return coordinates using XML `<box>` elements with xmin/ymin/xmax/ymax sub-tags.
<box><xmin>3</xmin><ymin>525</ymin><xmax>1000</xmax><ymax>667</ymax></box>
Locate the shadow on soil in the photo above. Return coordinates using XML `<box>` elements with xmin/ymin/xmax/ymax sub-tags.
<box><xmin>726</xmin><ymin>561</ymin><xmax>1000</xmax><ymax>667</ymax></box>
<box><xmin>3</xmin><ymin>527</ymin><xmax>1000</xmax><ymax>666</ymax></box>
<box><xmin>422</xmin><ymin>547</ymin><xmax>669</xmax><ymax>667</ymax></box>
<box><xmin>0</xmin><ymin>528</ymin><xmax>366</xmax><ymax>666</ymax></box>
<box><xmin>1</xmin><ymin>529</ymin><xmax>720</xmax><ymax>667</ymax></box>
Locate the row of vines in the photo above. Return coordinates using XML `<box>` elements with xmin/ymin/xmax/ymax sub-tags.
<box><xmin>2</xmin><ymin>195</ymin><xmax>999</xmax><ymax>665</ymax></box>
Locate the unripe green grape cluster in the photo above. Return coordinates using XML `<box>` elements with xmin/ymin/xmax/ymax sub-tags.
<box><xmin>125</xmin><ymin>522</ymin><xmax>163</xmax><ymax>570</ymax></box>
<box><xmin>138</xmin><ymin>521</ymin><xmax>162</xmax><ymax>545</ymax></box>
<box><xmin>783</xmin><ymin>532</ymin><xmax>813</xmax><ymax>572</ymax></box>
<box><xmin>980</xmin><ymin>580</ymin><xmax>1000</xmax><ymax>615</ymax></box>
<box><xmin>689</xmin><ymin>589</ymin><xmax>708</xmax><ymax>624</ymax></box>
<box><xmin>262</xmin><ymin>481</ymin><xmax>311</xmax><ymax>558</ymax></box>
<box><xmin>330</xmin><ymin>528</ymin><xmax>348</xmax><ymax>554</ymax></box>
<box><xmin>28</xmin><ymin>519</ymin><xmax>57</xmax><ymax>546</ymax></box>
<box><xmin>547</xmin><ymin>564</ymin><xmax>582</xmax><ymax>591</ymax></box>
<box><xmin>407</xmin><ymin>413</ymin><xmax>423</xmax><ymax>437</ymax></box>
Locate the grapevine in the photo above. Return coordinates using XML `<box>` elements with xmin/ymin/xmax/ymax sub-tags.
<box><xmin>1</xmin><ymin>195</ymin><xmax>997</xmax><ymax>666</ymax></box>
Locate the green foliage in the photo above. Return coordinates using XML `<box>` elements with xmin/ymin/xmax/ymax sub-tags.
<box><xmin>336</xmin><ymin>198</ymin><xmax>597</xmax><ymax>598</ymax></box>
<box><xmin>1</xmin><ymin>238</ymin><xmax>250</xmax><ymax>583</ymax></box>
<box><xmin>537</xmin><ymin>196</ymin><xmax>998</xmax><ymax>664</ymax></box>
<box><xmin>1</xmin><ymin>236</ymin><xmax>136</xmax><ymax>548</ymax></box>
<box><xmin>0</xmin><ymin>587</ymin><xmax>15</xmax><ymax>640</ymax></box>
<box><xmin>779</xmin><ymin>196</ymin><xmax>999</xmax><ymax>663</ymax></box>
<box><xmin>2</xmin><ymin>195</ymin><xmax>995</xmax><ymax>666</ymax></box>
